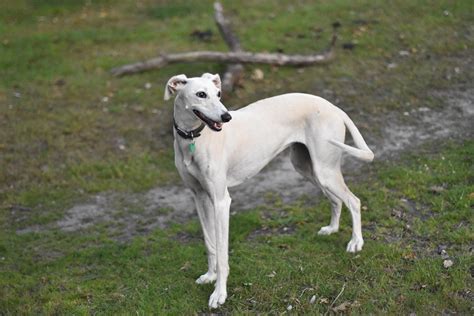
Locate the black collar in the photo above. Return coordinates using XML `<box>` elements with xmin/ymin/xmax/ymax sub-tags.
<box><xmin>173</xmin><ymin>119</ymin><xmax>205</xmax><ymax>139</ymax></box>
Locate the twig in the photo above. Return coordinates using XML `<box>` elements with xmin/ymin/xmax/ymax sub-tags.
<box><xmin>325</xmin><ymin>282</ymin><xmax>346</xmax><ymax>315</ymax></box>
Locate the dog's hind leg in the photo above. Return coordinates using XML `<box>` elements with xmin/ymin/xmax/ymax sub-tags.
<box><xmin>304</xmin><ymin>112</ymin><xmax>363</xmax><ymax>252</ymax></box>
<box><xmin>290</xmin><ymin>143</ymin><xmax>342</xmax><ymax>235</ymax></box>
<box><xmin>305</xmin><ymin>135</ymin><xmax>363</xmax><ymax>251</ymax></box>
<box><xmin>193</xmin><ymin>191</ymin><xmax>217</xmax><ymax>284</ymax></box>
<box><xmin>313</xmin><ymin>165</ymin><xmax>364</xmax><ymax>252</ymax></box>
<box><xmin>317</xmin><ymin>190</ymin><xmax>342</xmax><ymax>235</ymax></box>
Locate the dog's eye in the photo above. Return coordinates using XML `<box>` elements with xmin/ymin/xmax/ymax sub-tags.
<box><xmin>217</xmin><ymin>91</ymin><xmax>221</xmax><ymax>98</ymax></box>
<box><xmin>196</xmin><ymin>91</ymin><xmax>207</xmax><ymax>98</ymax></box>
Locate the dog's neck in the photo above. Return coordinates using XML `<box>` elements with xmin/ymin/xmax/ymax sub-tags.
<box><xmin>173</xmin><ymin>94</ymin><xmax>203</xmax><ymax>132</ymax></box>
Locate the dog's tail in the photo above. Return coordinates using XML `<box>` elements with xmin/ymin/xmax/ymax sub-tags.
<box><xmin>329</xmin><ymin>110</ymin><xmax>374</xmax><ymax>162</ymax></box>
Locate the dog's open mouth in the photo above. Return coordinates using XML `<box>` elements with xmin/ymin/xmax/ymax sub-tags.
<box><xmin>193</xmin><ymin>110</ymin><xmax>223</xmax><ymax>131</ymax></box>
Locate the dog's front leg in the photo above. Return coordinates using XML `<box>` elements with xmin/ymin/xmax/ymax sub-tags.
<box><xmin>194</xmin><ymin>191</ymin><xmax>217</xmax><ymax>284</ymax></box>
<box><xmin>208</xmin><ymin>189</ymin><xmax>231</xmax><ymax>309</ymax></box>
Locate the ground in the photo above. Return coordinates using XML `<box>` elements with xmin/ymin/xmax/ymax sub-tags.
<box><xmin>0</xmin><ymin>0</ymin><xmax>473</xmax><ymax>314</ymax></box>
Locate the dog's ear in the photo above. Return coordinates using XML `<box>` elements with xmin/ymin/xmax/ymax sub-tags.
<box><xmin>201</xmin><ymin>73</ymin><xmax>221</xmax><ymax>90</ymax></box>
<box><xmin>164</xmin><ymin>74</ymin><xmax>188</xmax><ymax>100</ymax></box>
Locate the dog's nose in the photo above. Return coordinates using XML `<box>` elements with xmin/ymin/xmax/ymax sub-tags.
<box><xmin>221</xmin><ymin>112</ymin><xmax>232</xmax><ymax>122</ymax></box>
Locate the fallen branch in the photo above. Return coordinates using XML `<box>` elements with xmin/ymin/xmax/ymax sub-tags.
<box><xmin>221</xmin><ymin>64</ymin><xmax>243</xmax><ymax>94</ymax></box>
<box><xmin>110</xmin><ymin>42</ymin><xmax>336</xmax><ymax>77</ymax></box>
<box><xmin>214</xmin><ymin>2</ymin><xmax>242</xmax><ymax>52</ymax></box>
<box><xmin>213</xmin><ymin>2</ymin><xmax>243</xmax><ymax>93</ymax></box>
<box><xmin>110</xmin><ymin>2</ymin><xmax>337</xmax><ymax>82</ymax></box>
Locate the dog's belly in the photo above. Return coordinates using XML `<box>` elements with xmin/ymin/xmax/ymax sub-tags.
<box><xmin>226</xmin><ymin>150</ymin><xmax>283</xmax><ymax>187</ymax></box>
<box><xmin>225</xmin><ymin>132</ymin><xmax>298</xmax><ymax>187</ymax></box>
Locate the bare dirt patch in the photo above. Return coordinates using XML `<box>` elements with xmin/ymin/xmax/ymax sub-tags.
<box><xmin>17</xmin><ymin>86</ymin><xmax>473</xmax><ymax>240</ymax></box>
<box><xmin>247</xmin><ymin>224</ymin><xmax>296</xmax><ymax>241</ymax></box>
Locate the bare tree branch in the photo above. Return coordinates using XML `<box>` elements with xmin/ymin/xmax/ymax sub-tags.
<box><xmin>214</xmin><ymin>1</ymin><xmax>243</xmax><ymax>93</ymax></box>
<box><xmin>110</xmin><ymin>1</ymin><xmax>337</xmax><ymax>79</ymax></box>
<box><xmin>214</xmin><ymin>2</ymin><xmax>242</xmax><ymax>52</ymax></box>
<box><xmin>110</xmin><ymin>42</ymin><xmax>336</xmax><ymax>77</ymax></box>
<box><xmin>221</xmin><ymin>64</ymin><xmax>243</xmax><ymax>93</ymax></box>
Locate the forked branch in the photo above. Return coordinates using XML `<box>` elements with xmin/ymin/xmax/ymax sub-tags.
<box><xmin>110</xmin><ymin>44</ymin><xmax>336</xmax><ymax>77</ymax></box>
<box><xmin>110</xmin><ymin>2</ymin><xmax>337</xmax><ymax>85</ymax></box>
<box><xmin>214</xmin><ymin>2</ymin><xmax>243</xmax><ymax>93</ymax></box>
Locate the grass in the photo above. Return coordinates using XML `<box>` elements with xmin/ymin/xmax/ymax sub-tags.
<box><xmin>0</xmin><ymin>0</ymin><xmax>473</xmax><ymax>314</ymax></box>
<box><xmin>1</xmin><ymin>0</ymin><xmax>473</xmax><ymax>211</ymax></box>
<box><xmin>1</xmin><ymin>141</ymin><xmax>472</xmax><ymax>314</ymax></box>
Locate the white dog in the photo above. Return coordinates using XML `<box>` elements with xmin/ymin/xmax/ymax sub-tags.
<box><xmin>165</xmin><ymin>73</ymin><xmax>374</xmax><ymax>308</ymax></box>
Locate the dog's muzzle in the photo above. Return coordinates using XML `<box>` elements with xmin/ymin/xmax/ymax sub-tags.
<box><xmin>193</xmin><ymin>110</ymin><xmax>229</xmax><ymax>132</ymax></box>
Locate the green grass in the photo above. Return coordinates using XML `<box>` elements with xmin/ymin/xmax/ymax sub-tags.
<box><xmin>1</xmin><ymin>0</ymin><xmax>473</xmax><ymax>212</ymax></box>
<box><xmin>0</xmin><ymin>0</ymin><xmax>473</xmax><ymax>314</ymax></box>
<box><xmin>1</xmin><ymin>141</ymin><xmax>472</xmax><ymax>314</ymax></box>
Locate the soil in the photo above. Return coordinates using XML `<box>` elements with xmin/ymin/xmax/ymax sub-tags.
<box><xmin>17</xmin><ymin>86</ymin><xmax>473</xmax><ymax>240</ymax></box>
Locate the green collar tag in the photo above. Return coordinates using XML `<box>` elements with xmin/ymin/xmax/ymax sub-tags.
<box><xmin>189</xmin><ymin>142</ymin><xmax>196</xmax><ymax>153</ymax></box>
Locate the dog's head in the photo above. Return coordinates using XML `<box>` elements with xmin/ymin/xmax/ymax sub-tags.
<box><xmin>164</xmin><ymin>73</ymin><xmax>231</xmax><ymax>131</ymax></box>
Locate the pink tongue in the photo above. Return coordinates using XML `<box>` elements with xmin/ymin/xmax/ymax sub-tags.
<box><xmin>214</xmin><ymin>122</ymin><xmax>223</xmax><ymax>129</ymax></box>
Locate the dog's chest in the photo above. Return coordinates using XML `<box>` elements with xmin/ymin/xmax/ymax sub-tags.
<box><xmin>179</xmin><ymin>143</ymin><xmax>195</xmax><ymax>167</ymax></box>
<box><xmin>175</xmin><ymin>139</ymin><xmax>209</xmax><ymax>183</ymax></box>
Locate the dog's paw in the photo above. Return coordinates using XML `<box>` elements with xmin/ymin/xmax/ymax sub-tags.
<box><xmin>346</xmin><ymin>237</ymin><xmax>364</xmax><ymax>253</ymax></box>
<box><xmin>208</xmin><ymin>288</ymin><xmax>227</xmax><ymax>309</ymax></box>
<box><xmin>318</xmin><ymin>225</ymin><xmax>338</xmax><ymax>235</ymax></box>
<box><xmin>196</xmin><ymin>272</ymin><xmax>217</xmax><ymax>284</ymax></box>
